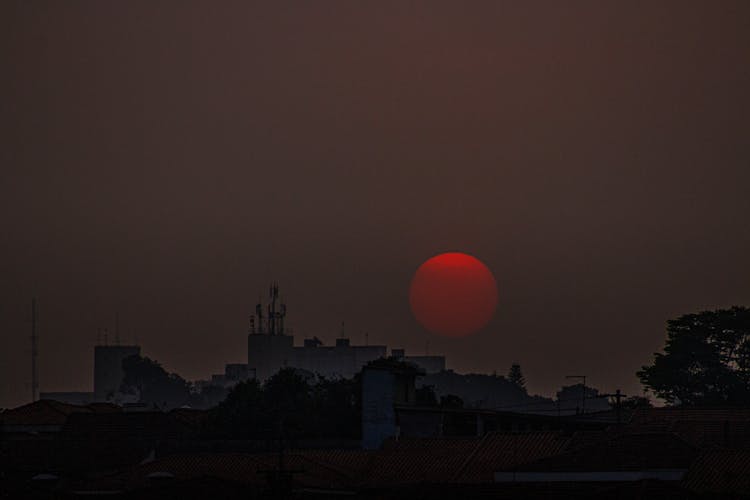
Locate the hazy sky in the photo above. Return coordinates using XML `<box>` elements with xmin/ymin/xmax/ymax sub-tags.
<box><xmin>2</xmin><ymin>2</ymin><xmax>749</xmax><ymax>408</ymax></box>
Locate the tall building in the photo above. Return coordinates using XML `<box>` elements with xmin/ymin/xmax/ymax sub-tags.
<box><xmin>247</xmin><ymin>284</ymin><xmax>388</xmax><ymax>380</ymax></box>
<box><xmin>246</xmin><ymin>284</ymin><xmax>443</xmax><ymax>381</ymax></box>
<box><xmin>93</xmin><ymin>344</ymin><xmax>140</xmax><ymax>402</ymax></box>
<box><xmin>392</xmin><ymin>349</ymin><xmax>446</xmax><ymax>374</ymax></box>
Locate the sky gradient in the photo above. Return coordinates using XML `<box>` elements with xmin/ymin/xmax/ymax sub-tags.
<box><xmin>2</xmin><ymin>1</ymin><xmax>749</xmax><ymax>408</ymax></box>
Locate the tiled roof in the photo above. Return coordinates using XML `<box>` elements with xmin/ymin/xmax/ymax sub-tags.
<box><xmin>121</xmin><ymin>453</ymin><xmax>267</xmax><ymax>489</ymax></box>
<box><xmin>0</xmin><ymin>400</ymin><xmax>101</xmax><ymax>426</ymax></box>
<box><xmin>61</xmin><ymin>411</ymin><xmax>188</xmax><ymax>440</ymax></box>
<box><xmin>670</xmin><ymin>419</ymin><xmax>750</xmax><ymax>449</ymax></box>
<box><xmin>562</xmin><ymin>408</ymin><xmax>634</xmax><ymax>425</ymax></box>
<box><xmin>95</xmin><ymin>451</ymin><xmax>365</xmax><ymax>491</ymax></box>
<box><xmin>168</xmin><ymin>408</ymin><xmax>208</xmax><ymax>430</ymax></box>
<box><xmin>86</xmin><ymin>402</ymin><xmax>122</xmax><ymax>413</ymax></box>
<box><xmin>627</xmin><ymin>407</ymin><xmax>750</xmax><ymax>450</ymax></box>
<box><xmin>631</xmin><ymin>407</ymin><xmax>750</xmax><ymax>425</ymax></box>
<box><xmin>456</xmin><ymin>432</ymin><xmax>571</xmax><ymax>482</ymax></box>
<box><xmin>518</xmin><ymin>432</ymin><xmax>697</xmax><ymax>472</ymax></box>
<box><xmin>367</xmin><ymin>437</ymin><xmax>478</xmax><ymax>485</ymax></box>
<box><xmin>340</xmin><ymin>432</ymin><xmax>571</xmax><ymax>485</ymax></box>
<box><xmin>683</xmin><ymin>449</ymin><xmax>750</xmax><ymax>494</ymax></box>
<box><xmin>64</xmin><ymin>429</ymin><xmax>712</xmax><ymax>492</ymax></box>
<box><xmin>299</xmin><ymin>449</ymin><xmax>375</xmax><ymax>480</ymax></box>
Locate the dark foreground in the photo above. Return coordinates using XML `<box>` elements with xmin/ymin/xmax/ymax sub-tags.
<box><xmin>3</xmin><ymin>401</ymin><xmax>750</xmax><ymax>499</ymax></box>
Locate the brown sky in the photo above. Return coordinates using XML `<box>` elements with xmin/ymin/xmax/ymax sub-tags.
<box><xmin>2</xmin><ymin>2</ymin><xmax>749</xmax><ymax>408</ymax></box>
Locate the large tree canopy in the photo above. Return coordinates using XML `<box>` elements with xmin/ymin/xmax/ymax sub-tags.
<box><xmin>120</xmin><ymin>355</ymin><xmax>192</xmax><ymax>409</ymax></box>
<box><xmin>205</xmin><ymin>368</ymin><xmax>361</xmax><ymax>440</ymax></box>
<box><xmin>638</xmin><ymin>306</ymin><xmax>750</xmax><ymax>406</ymax></box>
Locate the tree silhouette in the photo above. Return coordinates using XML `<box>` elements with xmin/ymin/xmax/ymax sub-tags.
<box><xmin>207</xmin><ymin>378</ymin><xmax>265</xmax><ymax>439</ymax></box>
<box><xmin>507</xmin><ymin>363</ymin><xmax>526</xmax><ymax>390</ymax></box>
<box><xmin>205</xmin><ymin>368</ymin><xmax>362</xmax><ymax>440</ymax></box>
<box><xmin>638</xmin><ymin>306</ymin><xmax>750</xmax><ymax>406</ymax></box>
<box><xmin>120</xmin><ymin>354</ymin><xmax>191</xmax><ymax>409</ymax></box>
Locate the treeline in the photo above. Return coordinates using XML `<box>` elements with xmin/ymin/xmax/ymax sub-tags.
<box><xmin>639</xmin><ymin>306</ymin><xmax>750</xmax><ymax>406</ymax></box>
<box><xmin>204</xmin><ymin>369</ymin><xmax>361</xmax><ymax>439</ymax></box>
<box><xmin>118</xmin><ymin>355</ymin><xmax>228</xmax><ymax>410</ymax></box>
<box><xmin>113</xmin><ymin>305</ymin><xmax>750</xmax><ymax>416</ymax></box>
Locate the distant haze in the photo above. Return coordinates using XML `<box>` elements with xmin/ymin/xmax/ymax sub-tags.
<box><xmin>1</xmin><ymin>2</ymin><xmax>749</xmax><ymax>408</ymax></box>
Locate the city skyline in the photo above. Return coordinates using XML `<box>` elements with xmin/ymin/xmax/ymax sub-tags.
<box><xmin>2</xmin><ymin>2</ymin><xmax>750</xmax><ymax>410</ymax></box>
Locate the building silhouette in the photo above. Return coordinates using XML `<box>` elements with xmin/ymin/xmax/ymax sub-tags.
<box><xmin>247</xmin><ymin>284</ymin><xmax>445</xmax><ymax>381</ymax></box>
<box><xmin>94</xmin><ymin>344</ymin><xmax>140</xmax><ymax>402</ymax></box>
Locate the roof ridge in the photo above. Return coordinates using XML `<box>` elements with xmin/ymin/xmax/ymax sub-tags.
<box><xmin>44</xmin><ymin>399</ymin><xmax>85</xmax><ymax>418</ymax></box>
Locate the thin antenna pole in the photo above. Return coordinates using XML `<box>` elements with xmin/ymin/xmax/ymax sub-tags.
<box><xmin>115</xmin><ymin>312</ymin><xmax>121</xmax><ymax>345</ymax></box>
<box><xmin>31</xmin><ymin>298</ymin><xmax>38</xmax><ymax>402</ymax></box>
<box><xmin>256</xmin><ymin>296</ymin><xmax>264</xmax><ymax>335</ymax></box>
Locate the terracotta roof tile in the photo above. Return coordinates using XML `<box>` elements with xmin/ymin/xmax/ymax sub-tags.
<box><xmin>670</xmin><ymin>419</ymin><xmax>750</xmax><ymax>448</ymax></box>
<box><xmin>519</xmin><ymin>432</ymin><xmax>697</xmax><ymax>472</ymax></box>
<box><xmin>105</xmin><ymin>452</ymin><xmax>361</xmax><ymax>491</ymax></box>
<box><xmin>631</xmin><ymin>407</ymin><xmax>750</xmax><ymax>425</ymax></box>
<box><xmin>456</xmin><ymin>432</ymin><xmax>570</xmax><ymax>482</ymax></box>
<box><xmin>367</xmin><ymin>437</ymin><xmax>478</xmax><ymax>485</ymax></box>
<box><xmin>1</xmin><ymin>400</ymin><xmax>92</xmax><ymax>426</ymax></box>
<box><xmin>683</xmin><ymin>449</ymin><xmax>750</xmax><ymax>494</ymax></box>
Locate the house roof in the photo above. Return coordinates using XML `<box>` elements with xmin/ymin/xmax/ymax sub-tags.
<box><xmin>626</xmin><ymin>407</ymin><xmax>750</xmax><ymax>449</ymax></box>
<box><xmin>631</xmin><ymin>407</ymin><xmax>750</xmax><ymax>425</ymax></box>
<box><xmin>61</xmin><ymin>411</ymin><xmax>192</xmax><ymax>441</ymax></box>
<box><xmin>81</xmin><ymin>451</ymin><xmax>369</xmax><ymax>492</ymax></box>
<box><xmin>682</xmin><ymin>449</ymin><xmax>750</xmax><ymax>494</ymax></box>
<box><xmin>517</xmin><ymin>431</ymin><xmax>697</xmax><ymax>473</ymax></box>
<box><xmin>62</xmin><ymin>429</ymin><xmax>716</xmax><ymax>493</ymax></box>
<box><xmin>670</xmin><ymin>419</ymin><xmax>750</xmax><ymax>449</ymax></box>
<box><xmin>455</xmin><ymin>431</ymin><xmax>571</xmax><ymax>483</ymax></box>
<box><xmin>168</xmin><ymin>408</ymin><xmax>208</xmax><ymax>430</ymax></box>
<box><xmin>367</xmin><ymin>437</ymin><xmax>478</xmax><ymax>485</ymax></box>
<box><xmin>0</xmin><ymin>399</ymin><xmax>120</xmax><ymax>427</ymax></box>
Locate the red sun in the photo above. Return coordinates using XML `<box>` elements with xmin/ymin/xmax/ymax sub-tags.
<box><xmin>409</xmin><ymin>252</ymin><xmax>498</xmax><ymax>338</ymax></box>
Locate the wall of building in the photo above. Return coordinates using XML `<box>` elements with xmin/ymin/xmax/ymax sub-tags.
<box><xmin>404</xmin><ymin>355</ymin><xmax>446</xmax><ymax>374</ymax></box>
<box><xmin>290</xmin><ymin>344</ymin><xmax>387</xmax><ymax>380</ymax></box>
<box><xmin>93</xmin><ymin>345</ymin><xmax>140</xmax><ymax>402</ymax></box>
<box><xmin>361</xmin><ymin>368</ymin><xmax>397</xmax><ymax>450</ymax></box>
<box><xmin>247</xmin><ymin>334</ymin><xmax>294</xmax><ymax>380</ymax></box>
<box><xmin>248</xmin><ymin>334</ymin><xmax>387</xmax><ymax>381</ymax></box>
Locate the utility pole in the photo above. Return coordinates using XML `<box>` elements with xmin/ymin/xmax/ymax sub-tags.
<box><xmin>31</xmin><ymin>298</ymin><xmax>38</xmax><ymax>402</ymax></box>
<box><xmin>565</xmin><ymin>375</ymin><xmax>587</xmax><ymax>414</ymax></box>
<box><xmin>599</xmin><ymin>389</ymin><xmax>626</xmax><ymax>426</ymax></box>
<box><xmin>614</xmin><ymin>389</ymin><xmax>624</xmax><ymax>426</ymax></box>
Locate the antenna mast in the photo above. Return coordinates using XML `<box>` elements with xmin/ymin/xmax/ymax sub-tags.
<box><xmin>256</xmin><ymin>300</ymin><xmax>264</xmax><ymax>334</ymax></box>
<box><xmin>268</xmin><ymin>283</ymin><xmax>278</xmax><ymax>335</ymax></box>
<box><xmin>115</xmin><ymin>312</ymin><xmax>121</xmax><ymax>345</ymax></box>
<box><xmin>31</xmin><ymin>298</ymin><xmax>38</xmax><ymax>402</ymax></box>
